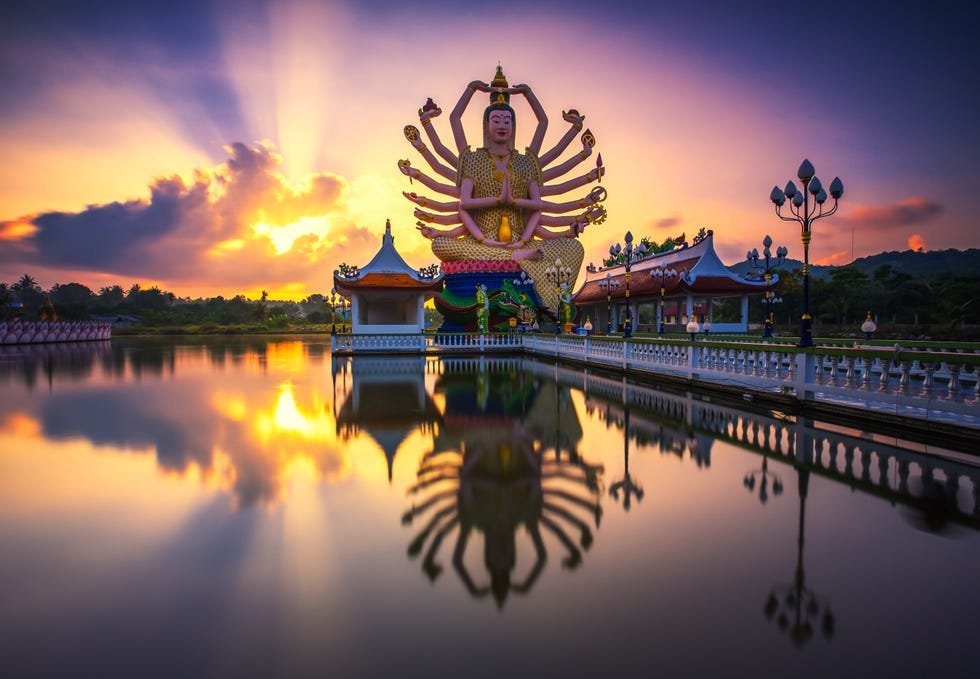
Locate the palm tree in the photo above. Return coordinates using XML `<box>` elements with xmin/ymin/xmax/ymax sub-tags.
<box><xmin>13</xmin><ymin>274</ymin><xmax>39</xmax><ymax>295</ymax></box>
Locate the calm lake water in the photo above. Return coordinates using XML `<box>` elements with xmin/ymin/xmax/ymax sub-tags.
<box><xmin>1</xmin><ymin>337</ymin><xmax>977</xmax><ymax>678</ymax></box>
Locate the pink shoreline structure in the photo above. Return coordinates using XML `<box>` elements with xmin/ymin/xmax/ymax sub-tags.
<box><xmin>1</xmin><ymin>320</ymin><xmax>112</xmax><ymax>344</ymax></box>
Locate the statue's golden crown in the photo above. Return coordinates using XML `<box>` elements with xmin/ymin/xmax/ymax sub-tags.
<box><xmin>490</xmin><ymin>65</ymin><xmax>509</xmax><ymax>105</ymax></box>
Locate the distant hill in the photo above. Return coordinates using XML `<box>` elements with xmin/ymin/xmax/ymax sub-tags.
<box><xmin>728</xmin><ymin>248</ymin><xmax>980</xmax><ymax>279</ymax></box>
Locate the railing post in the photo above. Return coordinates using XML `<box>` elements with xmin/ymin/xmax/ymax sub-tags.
<box><xmin>795</xmin><ymin>351</ymin><xmax>814</xmax><ymax>400</ymax></box>
<box><xmin>623</xmin><ymin>340</ymin><xmax>631</xmax><ymax>370</ymax></box>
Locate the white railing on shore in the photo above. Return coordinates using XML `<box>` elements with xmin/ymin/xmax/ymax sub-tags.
<box><xmin>1</xmin><ymin>320</ymin><xmax>112</xmax><ymax>344</ymax></box>
<box><xmin>330</xmin><ymin>332</ymin><xmax>980</xmax><ymax>428</ymax></box>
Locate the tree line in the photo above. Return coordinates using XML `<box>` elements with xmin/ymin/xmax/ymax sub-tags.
<box><xmin>0</xmin><ymin>275</ymin><xmax>342</xmax><ymax>329</ymax></box>
<box><xmin>749</xmin><ymin>264</ymin><xmax>977</xmax><ymax>338</ymax></box>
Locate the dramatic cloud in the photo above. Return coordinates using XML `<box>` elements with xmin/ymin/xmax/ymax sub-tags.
<box><xmin>842</xmin><ymin>196</ymin><xmax>944</xmax><ymax>231</ymax></box>
<box><xmin>653</xmin><ymin>215</ymin><xmax>683</xmax><ymax>230</ymax></box>
<box><xmin>908</xmin><ymin>234</ymin><xmax>927</xmax><ymax>252</ymax></box>
<box><xmin>0</xmin><ymin>142</ymin><xmax>380</xmax><ymax>297</ymax></box>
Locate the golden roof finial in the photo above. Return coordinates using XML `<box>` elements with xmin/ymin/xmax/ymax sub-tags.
<box><xmin>491</xmin><ymin>64</ymin><xmax>508</xmax><ymax>89</ymax></box>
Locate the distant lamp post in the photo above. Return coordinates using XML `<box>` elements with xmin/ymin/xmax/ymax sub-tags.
<box><xmin>770</xmin><ymin>159</ymin><xmax>843</xmax><ymax>347</ymax></box>
<box><xmin>545</xmin><ymin>258</ymin><xmax>573</xmax><ymax>334</ymax></box>
<box><xmin>598</xmin><ymin>272</ymin><xmax>620</xmax><ymax>334</ymax></box>
<box><xmin>583</xmin><ymin>317</ymin><xmax>593</xmax><ymax>335</ymax></box>
<box><xmin>861</xmin><ymin>311</ymin><xmax>877</xmax><ymax>341</ymax></box>
<box><xmin>649</xmin><ymin>267</ymin><xmax>678</xmax><ymax>335</ymax></box>
<box><xmin>686</xmin><ymin>317</ymin><xmax>700</xmax><ymax>341</ymax></box>
<box><xmin>703</xmin><ymin>320</ymin><xmax>712</xmax><ymax>337</ymax></box>
<box><xmin>329</xmin><ymin>288</ymin><xmax>339</xmax><ymax>334</ymax></box>
<box><xmin>747</xmin><ymin>235</ymin><xmax>788</xmax><ymax>338</ymax></box>
<box><xmin>609</xmin><ymin>231</ymin><xmax>647</xmax><ymax>338</ymax></box>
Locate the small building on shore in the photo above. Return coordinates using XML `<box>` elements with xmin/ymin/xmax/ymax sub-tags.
<box><xmin>573</xmin><ymin>230</ymin><xmax>773</xmax><ymax>333</ymax></box>
<box><xmin>332</xmin><ymin>220</ymin><xmax>444</xmax><ymax>334</ymax></box>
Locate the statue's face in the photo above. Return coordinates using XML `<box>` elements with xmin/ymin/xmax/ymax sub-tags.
<box><xmin>487</xmin><ymin>110</ymin><xmax>513</xmax><ymax>143</ymax></box>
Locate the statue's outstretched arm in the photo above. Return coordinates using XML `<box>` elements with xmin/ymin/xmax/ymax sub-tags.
<box><xmin>541</xmin><ymin>136</ymin><xmax>592</xmax><ymax>182</ymax></box>
<box><xmin>416</xmin><ymin>223</ymin><xmax>466</xmax><ymax>239</ymax></box>
<box><xmin>538</xmin><ymin>110</ymin><xmax>585</xmax><ymax>167</ymax></box>
<box><xmin>540</xmin><ymin>186</ymin><xmax>606</xmax><ymax>214</ymax></box>
<box><xmin>539</xmin><ymin>214</ymin><xmax>576</xmax><ymax>227</ymax></box>
<box><xmin>540</xmin><ymin>166</ymin><xmax>604</xmax><ymax>197</ymax></box>
<box><xmin>451</xmin><ymin>81</ymin><xmax>489</xmax><ymax>154</ymax></box>
<box><xmin>398</xmin><ymin>161</ymin><xmax>460</xmax><ymax>197</ymax></box>
<box><xmin>536</xmin><ymin>206</ymin><xmax>604</xmax><ymax>237</ymax></box>
<box><xmin>419</xmin><ymin>106</ymin><xmax>458</xmax><ymax>167</ymax></box>
<box><xmin>405</xmin><ymin>128</ymin><xmax>456</xmax><ymax>182</ymax></box>
<box><xmin>512</xmin><ymin>84</ymin><xmax>548</xmax><ymax>156</ymax></box>
<box><xmin>414</xmin><ymin>208</ymin><xmax>461</xmax><ymax>226</ymax></box>
<box><xmin>403</xmin><ymin>191</ymin><xmax>458</xmax><ymax>213</ymax></box>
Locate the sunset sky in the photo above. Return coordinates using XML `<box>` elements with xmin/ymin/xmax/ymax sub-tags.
<box><xmin>1</xmin><ymin>0</ymin><xmax>977</xmax><ymax>300</ymax></box>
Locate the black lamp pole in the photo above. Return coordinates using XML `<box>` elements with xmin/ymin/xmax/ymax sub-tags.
<box><xmin>609</xmin><ymin>231</ymin><xmax>647</xmax><ymax>339</ymax></box>
<box><xmin>770</xmin><ymin>160</ymin><xmax>843</xmax><ymax>347</ymax></box>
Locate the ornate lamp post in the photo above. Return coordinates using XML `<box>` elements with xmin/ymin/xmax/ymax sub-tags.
<box><xmin>609</xmin><ymin>231</ymin><xmax>647</xmax><ymax>339</ymax></box>
<box><xmin>747</xmin><ymin>235</ymin><xmax>788</xmax><ymax>338</ymax></box>
<box><xmin>598</xmin><ymin>272</ymin><xmax>620</xmax><ymax>334</ymax></box>
<box><xmin>770</xmin><ymin>159</ymin><xmax>843</xmax><ymax>347</ymax></box>
<box><xmin>861</xmin><ymin>311</ymin><xmax>877</xmax><ymax>341</ymax></box>
<box><xmin>545</xmin><ymin>258</ymin><xmax>573</xmax><ymax>334</ymax></box>
<box><xmin>649</xmin><ymin>267</ymin><xmax>677</xmax><ymax>335</ymax></box>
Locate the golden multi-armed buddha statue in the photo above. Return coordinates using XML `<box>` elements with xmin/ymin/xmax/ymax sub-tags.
<box><xmin>399</xmin><ymin>66</ymin><xmax>607</xmax><ymax>325</ymax></box>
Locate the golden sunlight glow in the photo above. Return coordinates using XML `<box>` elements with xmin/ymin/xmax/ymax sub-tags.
<box><xmin>252</xmin><ymin>215</ymin><xmax>331</xmax><ymax>255</ymax></box>
<box><xmin>0</xmin><ymin>220</ymin><xmax>38</xmax><ymax>241</ymax></box>
<box><xmin>207</xmin><ymin>238</ymin><xmax>246</xmax><ymax>255</ymax></box>
<box><xmin>1</xmin><ymin>412</ymin><xmax>42</xmax><ymax>438</ymax></box>
<box><xmin>211</xmin><ymin>393</ymin><xmax>249</xmax><ymax>421</ymax></box>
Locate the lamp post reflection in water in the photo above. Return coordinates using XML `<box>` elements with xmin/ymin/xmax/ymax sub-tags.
<box><xmin>743</xmin><ymin>452</ymin><xmax>784</xmax><ymax>504</ymax></box>
<box><xmin>763</xmin><ymin>465</ymin><xmax>835</xmax><ymax>646</ymax></box>
<box><xmin>609</xmin><ymin>400</ymin><xmax>643</xmax><ymax>511</ymax></box>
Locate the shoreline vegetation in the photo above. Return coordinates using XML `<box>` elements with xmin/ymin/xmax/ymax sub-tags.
<box><xmin>2</xmin><ymin>260</ymin><xmax>977</xmax><ymax>341</ymax></box>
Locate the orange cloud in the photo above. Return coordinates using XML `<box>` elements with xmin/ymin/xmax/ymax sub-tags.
<box><xmin>0</xmin><ymin>142</ymin><xmax>392</xmax><ymax>299</ymax></box>
<box><xmin>908</xmin><ymin>234</ymin><xmax>926</xmax><ymax>251</ymax></box>
<box><xmin>814</xmin><ymin>250</ymin><xmax>850</xmax><ymax>266</ymax></box>
<box><xmin>843</xmin><ymin>196</ymin><xmax>943</xmax><ymax>230</ymax></box>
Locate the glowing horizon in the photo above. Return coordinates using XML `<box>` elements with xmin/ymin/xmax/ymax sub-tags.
<box><xmin>1</xmin><ymin>1</ymin><xmax>977</xmax><ymax>299</ymax></box>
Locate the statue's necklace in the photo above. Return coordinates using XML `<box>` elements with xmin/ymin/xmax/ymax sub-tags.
<box><xmin>490</xmin><ymin>150</ymin><xmax>509</xmax><ymax>182</ymax></box>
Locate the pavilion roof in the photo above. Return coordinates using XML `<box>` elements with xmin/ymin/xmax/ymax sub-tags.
<box><xmin>573</xmin><ymin>230</ymin><xmax>773</xmax><ymax>304</ymax></box>
<box><xmin>333</xmin><ymin>220</ymin><xmax>443</xmax><ymax>296</ymax></box>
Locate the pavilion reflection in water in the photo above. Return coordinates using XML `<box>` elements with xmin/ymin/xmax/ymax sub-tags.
<box><xmin>332</xmin><ymin>356</ymin><xmax>441</xmax><ymax>482</ymax></box>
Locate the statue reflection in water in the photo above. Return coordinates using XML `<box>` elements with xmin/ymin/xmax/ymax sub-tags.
<box><xmin>402</xmin><ymin>363</ymin><xmax>603</xmax><ymax>607</ymax></box>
